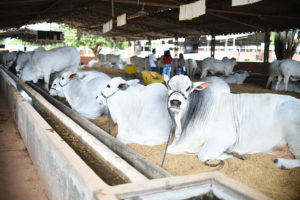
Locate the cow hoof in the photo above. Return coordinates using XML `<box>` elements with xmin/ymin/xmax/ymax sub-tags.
<box><xmin>204</xmin><ymin>160</ymin><xmax>224</xmax><ymax>167</ymax></box>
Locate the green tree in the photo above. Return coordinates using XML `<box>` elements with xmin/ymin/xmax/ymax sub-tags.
<box><xmin>58</xmin><ymin>24</ymin><xmax>128</xmax><ymax>56</ymax></box>
<box><xmin>274</xmin><ymin>29</ymin><xmax>300</xmax><ymax>60</ymax></box>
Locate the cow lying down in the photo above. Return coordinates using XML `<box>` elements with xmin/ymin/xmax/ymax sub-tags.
<box><xmin>96</xmin><ymin>77</ymin><xmax>172</xmax><ymax>145</ymax></box>
<box><xmin>220</xmin><ymin>70</ymin><xmax>250</xmax><ymax>84</ymax></box>
<box><xmin>164</xmin><ymin>75</ymin><xmax>300</xmax><ymax>169</ymax></box>
<box><xmin>50</xmin><ymin>70</ymin><xmax>111</xmax><ymax>119</ymax></box>
<box><xmin>271</xmin><ymin>79</ymin><xmax>300</xmax><ymax>93</ymax></box>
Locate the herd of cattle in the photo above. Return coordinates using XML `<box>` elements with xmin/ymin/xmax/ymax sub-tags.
<box><xmin>0</xmin><ymin>46</ymin><xmax>300</xmax><ymax>170</ymax></box>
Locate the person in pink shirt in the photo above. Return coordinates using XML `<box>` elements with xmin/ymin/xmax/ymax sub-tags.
<box><xmin>162</xmin><ymin>50</ymin><xmax>172</xmax><ymax>77</ymax></box>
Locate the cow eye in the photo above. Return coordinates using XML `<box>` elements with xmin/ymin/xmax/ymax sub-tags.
<box><xmin>107</xmin><ymin>84</ymin><xmax>110</xmax><ymax>88</ymax></box>
<box><xmin>54</xmin><ymin>84</ymin><xmax>56</xmax><ymax>86</ymax></box>
<box><xmin>186</xmin><ymin>86</ymin><xmax>190</xmax><ymax>91</ymax></box>
<box><xmin>62</xmin><ymin>77</ymin><xmax>64</xmax><ymax>80</ymax></box>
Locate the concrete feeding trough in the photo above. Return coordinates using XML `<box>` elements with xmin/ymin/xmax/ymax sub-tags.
<box><xmin>98</xmin><ymin>171</ymin><xmax>272</xmax><ymax>200</ymax></box>
<box><xmin>0</xmin><ymin>66</ymin><xmax>272</xmax><ymax>200</ymax></box>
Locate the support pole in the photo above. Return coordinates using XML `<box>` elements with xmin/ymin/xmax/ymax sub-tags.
<box><xmin>211</xmin><ymin>34</ymin><xmax>216</xmax><ymax>58</ymax></box>
<box><xmin>175</xmin><ymin>36</ymin><xmax>179</xmax><ymax>57</ymax></box>
<box><xmin>263</xmin><ymin>27</ymin><xmax>270</xmax><ymax>74</ymax></box>
<box><xmin>148</xmin><ymin>39</ymin><xmax>151</xmax><ymax>53</ymax></box>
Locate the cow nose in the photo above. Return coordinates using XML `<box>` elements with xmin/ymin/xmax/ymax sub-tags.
<box><xmin>170</xmin><ymin>99</ymin><xmax>181</xmax><ymax>107</ymax></box>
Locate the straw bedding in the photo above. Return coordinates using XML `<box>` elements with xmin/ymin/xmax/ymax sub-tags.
<box><xmin>75</xmin><ymin>67</ymin><xmax>300</xmax><ymax>199</ymax></box>
<box><xmin>90</xmin><ymin>81</ymin><xmax>300</xmax><ymax>200</ymax></box>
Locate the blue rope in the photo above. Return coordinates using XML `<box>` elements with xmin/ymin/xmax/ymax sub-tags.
<box><xmin>161</xmin><ymin>112</ymin><xmax>174</xmax><ymax>168</ymax></box>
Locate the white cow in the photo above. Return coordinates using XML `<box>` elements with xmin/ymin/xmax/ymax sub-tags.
<box><xmin>49</xmin><ymin>70</ymin><xmax>106</xmax><ymax>97</ymax></box>
<box><xmin>11</xmin><ymin>47</ymin><xmax>45</xmax><ymax>76</ymax></box>
<box><xmin>164</xmin><ymin>75</ymin><xmax>300</xmax><ymax>169</ymax></box>
<box><xmin>19</xmin><ymin>46</ymin><xmax>80</xmax><ymax>90</ymax></box>
<box><xmin>54</xmin><ymin>71</ymin><xmax>110</xmax><ymax>119</ymax></box>
<box><xmin>130</xmin><ymin>56</ymin><xmax>149</xmax><ymax>72</ymax></box>
<box><xmin>0</xmin><ymin>50</ymin><xmax>9</xmax><ymax>65</ymax></box>
<box><xmin>98</xmin><ymin>53</ymin><xmax>126</xmax><ymax>69</ymax></box>
<box><xmin>51</xmin><ymin>70</ymin><xmax>111</xmax><ymax>95</ymax></box>
<box><xmin>201</xmin><ymin>57</ymin><xmax>237</xmax><ymax>78</ymax></box>
<box><xmin>98</xmin><ymin>53</ymin><xmax>106</xmax><ymax>62</ymax></box>
<box><xmin>275</xmin><ymin>59</ymin><xmax>300</xmax><ymax>92</ymax></box>
<box><xmin>88</xmin><ymin>59</ymin><xmax>100</xmax><ymax>67</ymax></box>
<box><xmin>1</xmin><ymin>51</ymin><xmax>18</xmax><ymax>68</ymax></box>
<box><xmin>87</xmin><ymin>59</ymin><xmax>114</xmax><ymax>68</ymax></box>
<box><xmin>186</xmin><ymin>58</ymin><xmax>198</xmax><ymax>80</ymax></box>
<box><xmin>265</xmin><ymin>60</ymin><xmax>283</xmax><ymax>89</ymax></box>
<box><xmin>96</xmin><ymin>77</ymin><xmax>172</xmax><ymax>145</ymax></box>
<box><xmin>220</xmin><ymin>70</ymin><xmax>250</xmax><ymax>84</ymax></box>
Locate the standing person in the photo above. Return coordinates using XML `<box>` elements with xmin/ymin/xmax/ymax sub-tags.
<box><xmin>149</xmin><ymin>49</ymin><xmax>157</xmax><ymax>72</ymax></box>
<box><xmin>162</xmin><ymin>50</ymin><xmax>172</xmax><ymax>77</ymax></box>
<box><xmin>177</xmin><ymin>53</ymin><xmax>186</xmax><ymax>75</ymax></box>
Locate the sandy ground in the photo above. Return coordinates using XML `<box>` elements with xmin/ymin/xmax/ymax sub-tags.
<box><xmin>62</xmin><ymin>67</ymin><xmax>300</xmax><ymax>200</ymax></box>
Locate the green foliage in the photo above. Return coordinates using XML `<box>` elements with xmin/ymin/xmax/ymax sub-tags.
<box><xmin>0</xmin><ymin>38</ymin><xmax>5</xmax><ymax>44</ymax></box>
<box><xmin>57</xmin><ymin>24</ymin><xmax>128</xmax><ymax>56</ymax></box>
<box><xmin>8</xmin><ymin>38</ymin><xmax>33</xmax><ymax>46</ymax></box>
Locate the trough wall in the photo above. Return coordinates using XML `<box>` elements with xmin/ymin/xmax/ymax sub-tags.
<box><xmin>0</xmin><ymin>70</ymin><xmax>108</xmax><ymax>200</ymax></box>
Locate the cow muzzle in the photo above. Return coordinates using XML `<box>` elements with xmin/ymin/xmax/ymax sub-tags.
<box><xmin>170</xmin><ymin>99</ymin><xmax>181</xmax><ymax>108</ymax></box>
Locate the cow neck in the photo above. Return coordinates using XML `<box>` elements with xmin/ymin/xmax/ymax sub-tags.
<box><xmin>63</xmin><ymin>78</ymin><xmax>83</xmax><ymax>107</ymax></box>
<box><xmin>101</xmin><ymin>88</ymin><xmax>124</xmax><ymax>135</ymax></box>
<box><xmin>101</xmin><ymin>88</ymin><xmax>120</xmax><ymax>100</ymax></box>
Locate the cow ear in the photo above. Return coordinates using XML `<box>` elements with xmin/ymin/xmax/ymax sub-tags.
<box><xmin>118</xmin><ymin>83</ymin><xmax>129</xmax><ymax>90</ymax></box>
<box><xmin>69</xmin><ymin>73</ymin><xmax>77</xmax><ymax>79</ymax></box>
<box><xmin>193</xmin><ymin>82</ymin><xmax>212</xmax><ymax>91</ymax></box>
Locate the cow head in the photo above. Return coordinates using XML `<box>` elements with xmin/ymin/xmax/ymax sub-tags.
<box><xmin>96</xmin><ymin>77</ymin><xmax>129</xmax><ymax>106</ymax></box>
<box><xmin>49</xmin><ymin>78</ymin><xmax>64</xmax><ymax>98</ymax></box>
<box><xmin>164</xmin><ymin>75</ymin><xmax>212</xmax><ymax>112</ymax></box>
<box><xmin>59</xmin><ymin>71</ymin><xmax>77</xmax><ymax>87</ymax></box>
<box><xmin>19</xmin><ymin>64</ymin><xmax>38</xmax><ymax>83</ymax></box>
<box><xmin>164</xmin><ymin>75</ymin><xmax>212</xmax><ymax>142</ymax></box>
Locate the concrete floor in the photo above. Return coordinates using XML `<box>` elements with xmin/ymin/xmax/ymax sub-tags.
<box><xmin>0</xmin><ymin>89</ymin><xmax>48</xmax><ymax>200</ymax></box>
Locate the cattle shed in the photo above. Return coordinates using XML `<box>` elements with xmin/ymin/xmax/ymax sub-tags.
<box><xmin>0</xmin><ymin>0</ymin><xmax>300</xmax><ymax>40</ymax></box>
<box><xmin>1</xmin><ymin>1</ymin><xmax>300</xmax><ymax>200</ymax></box>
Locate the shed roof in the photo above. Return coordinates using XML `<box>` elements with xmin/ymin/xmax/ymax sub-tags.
<box><xmin>0</xmin><ymin>0</ymin><xmax>299</xmax><ymax>40</ymax></box>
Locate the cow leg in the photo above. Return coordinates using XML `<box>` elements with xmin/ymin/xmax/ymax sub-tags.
<box><xmin>275</xmin><ymin>75</ymin><xmax>282</xmax><ymax>91</ymax></box>
<box><xmin>265</xmin><ymin>75</ymin><xmax>274</xmax><ymax>89</ymax></box>
<box><xmin>200</xmin><ymin>68</ymin><xmax>208</xmax><ymax>79</ymax></box>
<box><xmin>275</xmin><ymin>122</ymin><xmax>300</xmax><ymax>169</ymax></box>
<box><xmin>283</xmin><ymin>75</ymin><xmax>290</xmax><ymax>92</ymax></box>
<box><xmin>44</xmin><ymin>73</ymin><xmax>50</xmax><ymax>90</ymax></box>
<box><xmin>191</xmin><ymin>68</ymin><xmax>196</xmax><ymax>80</ymax></box>
<box><xmin>197</xmin><ymin>139</ymin><xmax>233</xmax><ymax>161</ymax></box>
<box><xmin>274</xmin><ymin>159</ymin><xmax>300</xmax><ymax>169</ymax></box>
